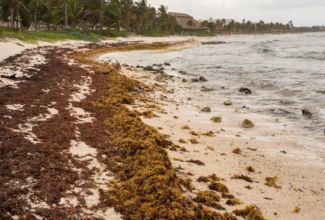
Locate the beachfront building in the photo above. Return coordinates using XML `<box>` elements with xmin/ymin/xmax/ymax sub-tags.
<box><xmin>168</xmin><ymin>12</ymin><xmax>209</xmax><ymax>34</ymax></box>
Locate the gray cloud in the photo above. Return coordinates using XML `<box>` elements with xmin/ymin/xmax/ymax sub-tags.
<box><xmin>147</xmin><ymin>0</ymin><xmax>325</xmax><ymax>26</ymax></box>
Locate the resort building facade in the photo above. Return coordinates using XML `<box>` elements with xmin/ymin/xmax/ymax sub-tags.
<box><xmin>168</xmin><ymin>12</ymin><xmax>209</xmax><ymax>34</ymax></box>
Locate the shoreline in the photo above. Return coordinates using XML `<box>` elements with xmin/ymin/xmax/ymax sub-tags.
<box><xmin>116</xmin><ymin>62</ymin><xmax>325</xmax><ymax>220</ymax></box>
<box><xmin>0</xmin><ymin>38</ymin><xmax>324</xmax><ymax>219</ymax></box>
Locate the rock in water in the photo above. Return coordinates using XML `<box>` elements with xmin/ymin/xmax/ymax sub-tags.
<box><xmin>164</xmin><ymin>62</ymin><xmax>171</xmax><ymax>66</ymax></box>
<box><xmin>201</xmin><ymin>107</ymin><xmax>211</xmax><ymax>112</ymax></box>
<box><xmin>239</xmin><ymin>87</ymin><xmax>252</xmax><ymax>94</ymax></box>
<box><xmin>179</xmin><ymin>71</ymin><xmax>187</xmax><ymax>75</ymax></box>
<box><xmin>224</xmin><ymin>100</ymin><xmax>232</xmax><ymax>106</ymax></box>
<box><xmin>302</xmin><ymin>109</ymin><xmax>312</xmax><ymax>118</ymax></box>
<box><xmin>242</xmin><ymin>119</ymin><xmax>254</xmax><ymax>128</ymax></box>
<box><xmin>143</xmin><ymin>66</ymin><xmax>153</xmax><ymax>71</ymax></box>
<box><xmin>182</xmin><ymin>79</ymin><xmax>188</xmax><ymax>82</ymax></box>
<box><xmin>199</xmin><ymin>76</ymin><xmax>208</xmax><ymax>82</ymax></box>
<box><xmin>191</xmin><ymin>78</ymin><xmax>199</xmax><ymax>83</ymax></box>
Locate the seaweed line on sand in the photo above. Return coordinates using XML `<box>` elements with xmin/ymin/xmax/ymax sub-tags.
<box><xmin>78</xmin><ymin>46</ymin><xmax>241</xmax><ymax>218</ymax></box>
<box><xmin>93</xmin><ymin>69</ymin><xmax>235</xmax><ymax>219</ymax></box>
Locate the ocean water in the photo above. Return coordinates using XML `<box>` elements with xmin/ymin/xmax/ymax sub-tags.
<box><xmin>99</xmin><ymin>33</ymin><xmax>325</xmax><ymax>150</ymax></box>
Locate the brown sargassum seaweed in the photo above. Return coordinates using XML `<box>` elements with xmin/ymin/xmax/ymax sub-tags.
<box><xmin>71</xmin><ymin>42</ymin><xmax>266</xmax><ymax>219</ymax></box>
<box><xmin>93</xmin><ymin>67</ymin><xmax>238</xmax><ymax>219</ymax></box>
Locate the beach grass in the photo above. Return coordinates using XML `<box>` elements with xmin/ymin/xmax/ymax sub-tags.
<box><xmin>0</xmin><ymin>28</ymin><xmax>101</xmax><ymax>43</ymax></box>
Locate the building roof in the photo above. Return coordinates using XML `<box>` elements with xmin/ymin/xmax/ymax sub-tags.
<box><xmin>169</xmin><ymin>12</ymin><xmax>209</xmax><ymax>30</ymax></box>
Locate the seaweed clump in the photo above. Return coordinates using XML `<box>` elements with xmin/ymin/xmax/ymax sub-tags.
<box><xmin>201</xmin><ymin>131</ymin><xmax>216</xmax><ymax>137</ymax></box>
<box><xmin>245</xmin><ymin>166</ymin><xmax>256</xmax><ymax>173</ymax></box>
<box><xmin>189</xmin><ymin>138</ymin><xmax>199</xmax><ymax>144</ymax></box>
<box><xmin>197</xmin><ymin>174</ymin><xmax>222</xmax><ymax>183</ymax></box>
<box><xmin>226</xmin><ymin>199</ymin><xmax>244</xmax><ymax>206</ymax></box>
<box><xmin>197</xmin><ymin>176</ymin><xmax>210</xmax><ymax>182</ymax></box>
<box><xmin>179</xmin><ymin>138</ymin><xmax>188</xmax><ymax>144</ymax></box>
<box><xmin>209</xmin><ymin>182</ymin><xmax>230</xmax><ymax>193</ymax></box>
<box><xmin>232</xmin><ymin>174</ymin><xmax>253</xmax><ymax>183</ymax></box>
<box><xmin>265</xmin><ymin>176</ymin><xmax>281</xmax><ymax>189</ymax></box>
<box><xmin>169</xmin><ymin>146</ymin><xmax>178</xmax><ymax>151</ymax></box>
<box><xmin>242</xmin><ymin>119</ymin><xmax>254</xmax><ymax>128</ymax></box>
<box><xmin>141</xmin><ymin>110</ymin><xmax>156</xmax><ymax>118</ymax></box>
<box><xmin>211</xmin><ymin>116</ymin><xmax>222</xmax><ymax>123</ymax></box>
<box><xmin>234</xmin><ymin>204</ymin><xmax>266</xmax><ymax>220</ymax></box>
<box><xmin>193</xmin><ymin>191</ymin><xmax>225</xmax><ymax>210</ymax></box>
<box><xmin>186</xmin><ymin>159</ymin><xmax>205</xmax><ymax>166</ymax></box>
<box><xmin>189</xmin><ymin>131</ymin><xmax>199</xmax><ymax>136</ymax></box>
<box><xmin>232</xmin><ymin>148</ymin><xmax>242</xmax><ymax>155</ymax></box>
<box><xmin>245</xmin><ymin>185</ymin><xmax>254</xmax><ymax>190</ymax></box>
<box><xmin>292</xmin><ymin>208</ymin><xmax>301</xmax><ymax>213</ymax></box>
<box><xmin>99</xmin><ymin>69</ymin><xmax>233</xmax><ymax>219</ymax></box>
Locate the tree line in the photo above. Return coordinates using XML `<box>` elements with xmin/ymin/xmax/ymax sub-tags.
<box><xmin>0</xmin><ymin>0</ymin><xmax>183</xmax><ymax>36</ymax></box>
<box><xmin>200</xmin><ymin>19</ymin><xmax>296</xmax><ymax>34</ymax></box>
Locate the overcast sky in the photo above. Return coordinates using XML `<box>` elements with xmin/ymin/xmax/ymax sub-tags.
<box><xmin>147</xmin><ymin>0</ymin><xmax>325</xmax><ymax>26</ymax></box>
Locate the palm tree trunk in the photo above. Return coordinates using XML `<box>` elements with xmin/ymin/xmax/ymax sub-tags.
<box><xmin>10</xmin><ymin>7</ymin><xmax>14</xmax><ymax>28</ymax></box>
<box><xmin>137</xmin><ymin>16</ymin><xmax>145</xmax><ymax>33</ymax></box>
<box><xmin>64</xmin><ymin>0</ymin><xmax>68</xmax><ymax>27</ymax></box>
<box><xmin>29</xmin><ymin>10</ymin><xmax>38</xmax><ymax>31</ymax></box>
<box><xmin>34</xmin><ymin>9</ymin><xmax>38</xmax><ymax>31</ymax></box>
<box><xmin>100</xmin><ymin>15</ymin><xmax>103</xmax><ymax>36</ymax></box>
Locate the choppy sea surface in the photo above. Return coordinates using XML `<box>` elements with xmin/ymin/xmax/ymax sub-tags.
<box><xmin>99</xmin><ymin>33</ymin><xmax>325</xmax><ymax>152</ymax></box>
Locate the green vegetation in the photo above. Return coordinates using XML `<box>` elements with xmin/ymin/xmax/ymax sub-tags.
<box><xmin>0</xmin><ymin>27</ymin><xmax>100</xmax><ymax>43</ymax></box>
<box><xmin>0</xmin><ymin>0</ymin><xmax>183</xmax><ymax>42</ymax></box>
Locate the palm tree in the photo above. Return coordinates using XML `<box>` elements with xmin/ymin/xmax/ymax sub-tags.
<box><xmin>200</xmin><ymin>20</ymin><xmax>207</xmax><ymax>27</ymax></box>
<box><xmin>242</xmin><ymin>19</ymin><xmax>246</xmax><ymax>33</ymax></box>
<box><xmin>135</xmin><ymin>0</ymin><xmax>149</xmax><ymax>33</ymax></box>
<box><xmin>157</xmin><ymin>5</ymin><xmax>168</xmax><ymax>20</ymax></box>
<box><xmin>108</xmin><ymin>0</ymin><xmax>128</xmax><ymax>32</ymax></box>
<box><xmin>289</xmin><ymin>20</ymin><xmax>293</xmax><ymax>28</ymax></box>
<box><xmin>84</xmin><ymin>0</ymin><xmax>108</xmax><ymax>34</ymax></box>
<box><xmin>0</xmin><ymin>0</ymin><xmax>28</xmax><ymax>28</ymax></box>
<box><xmin>67</xmin><ymin>0</ymin><xmax>84</xmax><ymax>28</ymax></box>
<box><xmin>28</xmin><ymin>0</ymin><xmax>48</xmax><ymax>31</ymax></box>
<box><xmin>157</xmin><ymin>5</ymin><xmax>171</xmax><ymax>34</ymax></box>
<box><xmin>52</xmin><ymin>0</ymin><xmax>71</xmax><ymax>28</ymax></box>
<box><xmin>215</xmin><ymin>19</ymin><xmax>222</xmax><ymax>30</ymax></box>
<box><xmin>221</xmin><ymin>18</ymin><xmax>226</xmax><ymax>28</ymax></box>
<box><xmin>122</xmin><ymin>0</ymin><xmax>133</xmax><ymax>28</ymax></box>
<box><xmin>207</xmin><ymin>22</ymin><xmax>215</xmax><ymax>36</ymax></box>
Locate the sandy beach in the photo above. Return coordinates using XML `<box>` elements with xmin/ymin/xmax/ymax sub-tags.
<box><xmin>119</xmin><ymin>63</ymin><xmax>325</xmax><ymax>220</ymax></box>
<box><xmin>1</xmin><ymin>37</ymin><xmax>325</xmax><ymax>220</ymax></box>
